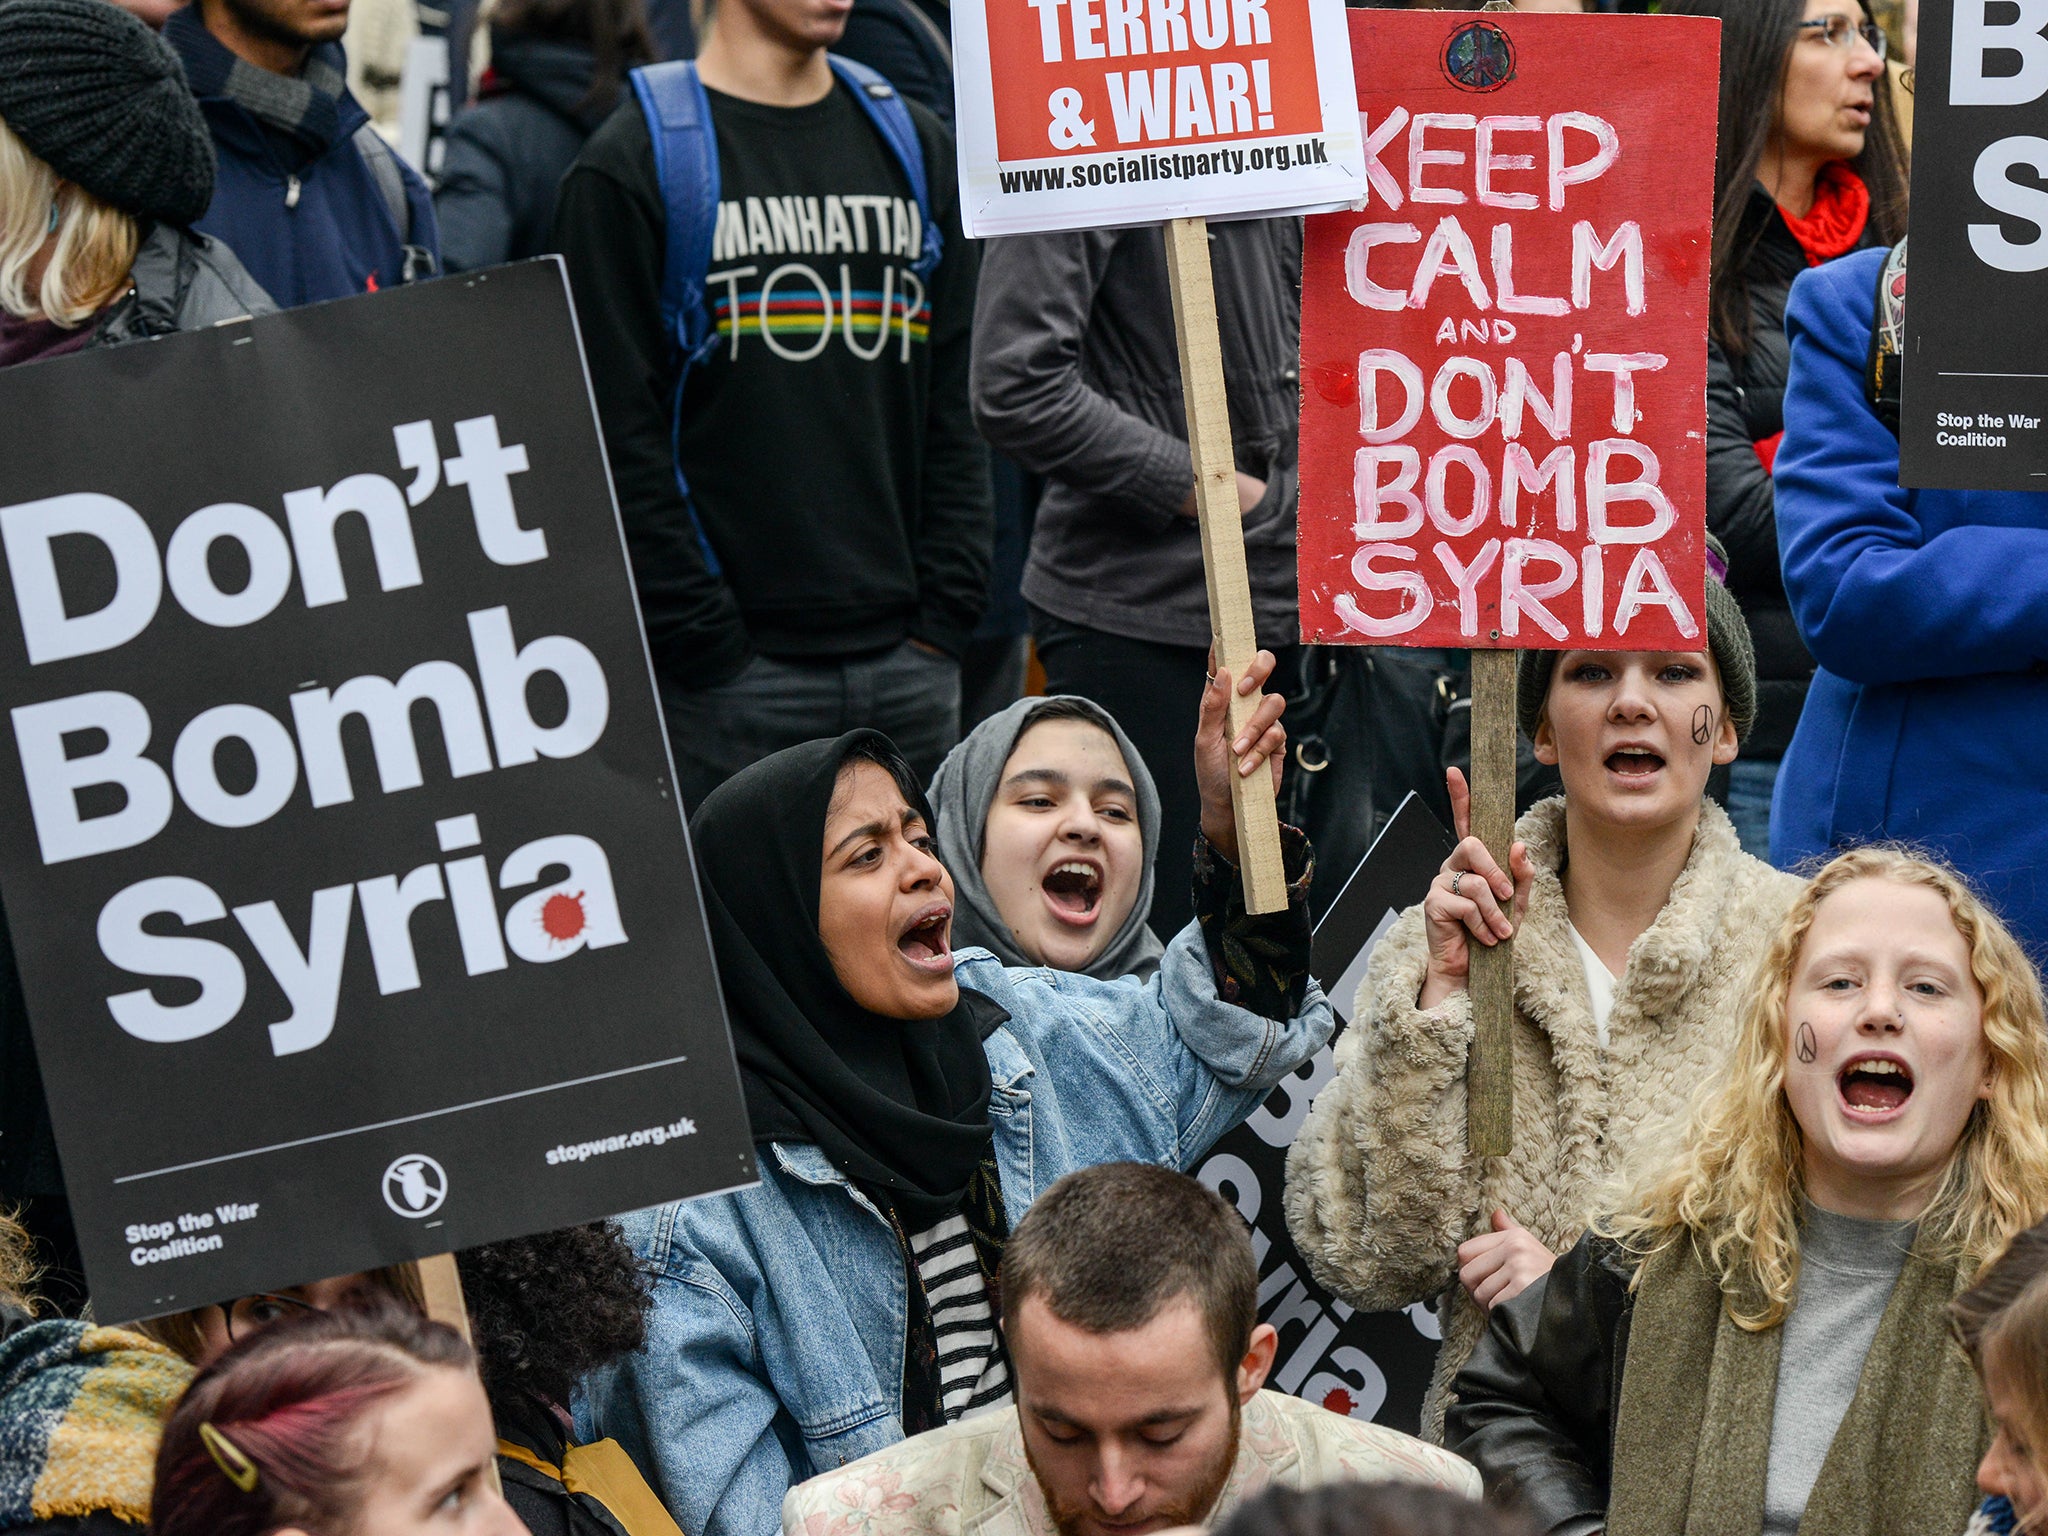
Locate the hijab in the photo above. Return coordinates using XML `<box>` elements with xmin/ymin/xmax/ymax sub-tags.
<box><xmin>690</xmin><ymin>732</ymin><xmax>994</xmax><ymax>1229</ymax></box>
<box><xmin>929</xmin><ymin>697</ymin><xmax>1165</xmax><ymax>981</ymax></box>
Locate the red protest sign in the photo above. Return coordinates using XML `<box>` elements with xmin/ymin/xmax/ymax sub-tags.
<box><xmin>1297</xmin><ymin>11</ymin><xmax>1718</xmax><ymax>651</ymax></box>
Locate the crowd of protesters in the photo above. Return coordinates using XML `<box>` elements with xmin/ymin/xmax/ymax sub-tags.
<box><xmin>3</xmin><ymin>0</ymin><xmax>2048</xmax><ymax>1532</ymax></box>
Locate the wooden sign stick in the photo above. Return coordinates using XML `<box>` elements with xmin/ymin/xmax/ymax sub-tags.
<box><xmin>417</xmin><ymin>1251</ymin><xmax>474</xmax><ymax>1344</ymax></box>
<box><xmin>417</xmin><ymin>1252</ymin><xmax>505</xmax><ymax>1495</ymax></box>
<box><xmin>1465</xmin><ymin>649</ymin><xmax>1516</xmax><ymax>1156</ymax></box>
<box><xmin>1163</xmin><ymin>216</ymin><xmax>1288</xmax><ymax>915</ymax></box>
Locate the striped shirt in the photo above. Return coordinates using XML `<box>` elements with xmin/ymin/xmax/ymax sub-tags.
<box><xmin>908</xmin><ymin>1214</ymin><xmax>1012</xmax><ymax>1421</ymax></box>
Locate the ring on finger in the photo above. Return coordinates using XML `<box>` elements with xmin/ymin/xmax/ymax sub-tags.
<box><xmin>1450</xmin><ymin>871</ymin><xmax>1464</xmax><ymax>898</ymax></box>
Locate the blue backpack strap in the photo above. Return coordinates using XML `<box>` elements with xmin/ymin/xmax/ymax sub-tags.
<box><xmin>630</xmin><ymin>59</ymin><xmax>725</xmax><ymax>574</ymax></box>
<box><xmin>827</xmin><ymin>54</ymin><xmax>943</xmax><ymax>281</ymax></box>
<box><xmin>631</xmin><ymin>60</ymin><xmax>723</xmax><ymax>365</ymax></box>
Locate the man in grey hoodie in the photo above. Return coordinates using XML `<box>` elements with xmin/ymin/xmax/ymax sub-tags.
<box><xmin>971</xmin><ymin>222</ymin><xmax>1303</xmax><ymax>936</ymax></box>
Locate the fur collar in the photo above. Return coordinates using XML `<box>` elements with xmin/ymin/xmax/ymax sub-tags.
<box><xmin>1508</xmin><ymin>796</ymin><xmax>1764</xmax><ymax>1202</ymax></box>
<box><xmin>1511</xmin><ymin>795</ymin><xmax>1753</xmax><ymax>1037</ymax></box>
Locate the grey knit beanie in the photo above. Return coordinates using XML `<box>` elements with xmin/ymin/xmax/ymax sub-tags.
<box><xmin>0</xmin><ymin>0</ymin><xmax>216</xmax><ymax>228</ymax></box>
<box><xmin>1516</xmin><ymin>534</ymin><xmax>1758</xmax><ymax>744</ymax></box>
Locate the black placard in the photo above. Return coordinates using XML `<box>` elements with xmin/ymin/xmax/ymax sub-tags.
<box><xmin>1196</xmin><ymin>793</ymin><xmax>1454</xmax><ymax>1432</ymax></box>
<box><xmin>1900</xmin><ymin>0</ymin><xmax>2048</xmax><ymax>490</ymax></box>
<box><xmin>0</xmin><ymin>261</ymin><xmax>755</xmax><ymax>1321</ymax></box>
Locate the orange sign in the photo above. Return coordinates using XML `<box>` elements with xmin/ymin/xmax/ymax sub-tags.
<box><xmin>984</xmin><ymin>0</ymin><xmax>1325</xmax><ymax>161</ymax></box>
<box><xmin>951</xmin><ymin>0</ymin><xmax>1365</xmax><ymax>236</ymax></box>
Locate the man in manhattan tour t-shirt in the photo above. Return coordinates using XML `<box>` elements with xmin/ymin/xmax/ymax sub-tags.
<box><xmin>554</xmin><ymin>59</ymin><xmax>989</xmax><ymax>803</ymax></box>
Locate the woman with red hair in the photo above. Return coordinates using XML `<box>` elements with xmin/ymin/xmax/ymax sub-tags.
<box><xmin>149</xmin><ymin>1302</ymin><xmax>522</xmax><ymax>1536</ymax></box>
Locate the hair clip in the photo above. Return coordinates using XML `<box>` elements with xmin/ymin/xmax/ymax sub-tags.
<box><xmin>199</xmin><ymin>1423</ymin><xmax>260</xmax><ymax>1493</ymax></box>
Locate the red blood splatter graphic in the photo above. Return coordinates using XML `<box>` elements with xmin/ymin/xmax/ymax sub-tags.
<box><xmin>1321</xmin><ymin>1388</ymin><xmax>1355</xmax><ymax>1417</ymax></box>
<box><xmin>540</xmin><ymin>891</ymin><xmax>587</xmax><ymax>943</ymax></box>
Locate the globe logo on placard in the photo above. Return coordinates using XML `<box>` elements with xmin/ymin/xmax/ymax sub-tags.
<box><xmin>1442</xmin><ymin>21</ymin><xmax>1516</xmax><ymax>93</ymax></box>
<box><xmin>381</xmin><ymin>1154</ymin><xmax>448</xmax><ymax>1218</ymax></box>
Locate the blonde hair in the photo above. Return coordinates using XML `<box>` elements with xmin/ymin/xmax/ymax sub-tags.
<box><xmin>0</xmin><ymin>116</ymin><xmax>139</xmax><ymax>327</ymax></box>
<box><xmin>1601</xmin><ymin>846</ymin><xmax>2048</xmax><ymax>1330</ymax></box>
<box><xmin>0</xmin><ymin>1207</ymin><xmax>40</xmax><ymax>1315</ymax></box>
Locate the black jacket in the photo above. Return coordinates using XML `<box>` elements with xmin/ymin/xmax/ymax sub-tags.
<box><xmin>1445</xmin><ymin>1235</ymin><xmax>1637</xmax><ymax>1536</ymax></box>
<box><xmin>495</xmin><ymin>1391</ymin><xmax>632</xmax><ymax>1536</ymax></box>
<box><xmin>835</xmin><ymin>0</ymin><xmax>954</xmax><ymax>126</ymax></box>
<box><xmin>551</xmin><ymin>89</ymin><xmax>989</xmax><ymax>683</ymax></box>
<box><xmin>437</xmin><ymin>35</ymin><xmax>618</xmax><ymax>271</ymax></box>
<box><xmin>94</xmin><ymin>222</ymin><xmax>276</xmax><ymax>343</ymax></box>
<box><xmin>972</xmin><ymin>219</ymin><xmax>1302</xmax><ymax>651</ymax></box>
<box><xmin>1704</xmin><ymin>186</ymin><xmax>1880</xmax><ymax>759</ymax></box>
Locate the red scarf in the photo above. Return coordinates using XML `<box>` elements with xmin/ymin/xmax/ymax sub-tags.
<box><xmin>1778</xmin><ymin>162</ymin><xmax>1871</xmax><ymax>267</ymax></box>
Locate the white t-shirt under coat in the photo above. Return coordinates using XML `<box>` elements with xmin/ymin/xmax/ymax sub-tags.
<box><xmin>1569</xmin><ymin>925</ymin><xmax>1616</xmax><ymax>1049</ymax></box>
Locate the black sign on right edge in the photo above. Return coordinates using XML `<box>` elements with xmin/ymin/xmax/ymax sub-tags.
<box><xmin>1198</xmin><ymin>793</ymin><xmax>1454</xmax><ymax>1435</ymax></box>
<box><xmin>1900</xmin><ymin>0</ymin><xmax>2048</xmax><ymax>491</ymax></box>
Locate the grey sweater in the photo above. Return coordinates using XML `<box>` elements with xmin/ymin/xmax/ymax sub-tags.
<box><xmin>1761</xmin><ymin>1203</ymin><xmax>1918</xmax><ymax>1535</ymax></box>
<box><xmin>969</xmin><ymin>220</ymin><xmax>1303</xmax><ymax>651</ymax></box>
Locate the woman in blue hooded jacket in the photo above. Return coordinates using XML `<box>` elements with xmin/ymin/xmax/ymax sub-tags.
<box><xmin>1772</xmin><ymin>246</ymin><xmax>2048</xmax><ymax>956</ymax></box>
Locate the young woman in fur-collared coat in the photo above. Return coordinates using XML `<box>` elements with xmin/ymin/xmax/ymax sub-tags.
<box><xmin>1284</xmin><ymin>550</ymin><xmax>1803</xmax><ymax>1438</ymax></box>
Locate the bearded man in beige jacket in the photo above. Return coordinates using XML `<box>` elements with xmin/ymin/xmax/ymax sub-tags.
<box><xmin>782</xmin><ymin>1164</ymin><xmax>1475</xmax><ymax>1536</ymax></box>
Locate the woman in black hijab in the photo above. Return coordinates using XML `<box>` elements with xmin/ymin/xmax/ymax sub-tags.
<box><xmin>578</xmin><ymin>656</ymin><xmax>1336</xmax><ymax>1536</ymax></box>
<box><xmin>692</xmin><ymin>731</ymin><xmax>1000</xmax><ymax>1233</ymax></box>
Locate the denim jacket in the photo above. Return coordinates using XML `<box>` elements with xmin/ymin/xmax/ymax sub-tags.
<box><xmin>578</xmin><ymin>922</ymin><xmax>1333</xmax><ymax>1536</ymax></box>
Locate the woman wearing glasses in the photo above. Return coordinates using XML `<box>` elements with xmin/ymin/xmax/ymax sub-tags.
<box><xmin>1655</xmin><ymin>0</ymin><xmax>1905</xmax><ymax>861</ymax></box>
<box><xmin>136</xmin><ymin>1267</ymin><xmax>424</xmax><ymax>1368</ymax></box>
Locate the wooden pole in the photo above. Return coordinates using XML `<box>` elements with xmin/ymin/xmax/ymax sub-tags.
<box><xmin>1162</xmin><ymin>215</ymin><xmax>1288</xmax><ymax>915</ymax></box>
<box><xmin>1465</xmin><ymin>649</ymin><xmax>1516</xmax><ymax>1157</ymax></box>
<box><xmin>418</xmin><ymin>1251</ymin><xmax>504</xmax><ymax>1495</ymax></box>
<box><xmin>417</xmin><ymin>1251</ymin><xmax>474</xmax><ymax>1344</ymax></box>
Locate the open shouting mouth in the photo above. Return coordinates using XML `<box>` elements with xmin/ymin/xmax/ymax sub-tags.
<box><xmin>1838</xmin><ymin>1052</ymin><xmax>1915</xmax><ymax>1121</ymax></box>
<box><xmin>1041</xmin><ymin>859</ymin><xmax>1106</xmax><ymax>927</ymax></box>
<box><xmin>897</xmin><ymin>902</ymin><xmax>954</xmax><ymax>974</ymax></box>
<box><xmin>1605</xmin><ymin>743</ymin><xmax>1666</xmax><ymax>779</ymax></box>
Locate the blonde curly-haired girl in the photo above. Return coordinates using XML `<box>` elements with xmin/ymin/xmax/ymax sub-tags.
<box><xmin>1447</xmin><ymin>847</ymin><xmax>2048</xmax><ymax>1536</ymax></box>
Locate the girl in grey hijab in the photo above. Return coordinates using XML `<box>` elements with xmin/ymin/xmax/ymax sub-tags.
<box><xmin>929</xmin><ymin>696</ymin><xmax>1165</xmax><ymax>981</ymax></box>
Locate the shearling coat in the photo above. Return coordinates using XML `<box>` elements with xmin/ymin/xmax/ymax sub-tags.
<box><xmin>779</xmin><ymin>1390</ymin><xmax>1478</xmax><ymax>1536</ymax></box>
<box><xmin>1283</xmin><ymin>797</ymin><xmax>1802</xmax><ymax>1439</ymax></box>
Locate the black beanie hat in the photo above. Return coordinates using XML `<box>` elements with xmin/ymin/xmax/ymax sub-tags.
<box><xmin>0</xmin><ymin>0</ymin><xmax>216</xmax><ymax>228</ymax></box>
<box><xmin>1516</xmin><ymin>533</ymin><xmax>1759</xmax><ymax>746</ymax></box>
